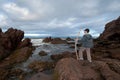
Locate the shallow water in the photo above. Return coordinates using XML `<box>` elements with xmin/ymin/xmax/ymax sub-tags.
<box><xmin>14</xmin><ymin>39</ymin><xmax>74</xmax><ymax>73</ymax></box>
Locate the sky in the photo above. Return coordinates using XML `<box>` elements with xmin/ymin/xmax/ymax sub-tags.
<box><xmin>0</xmin><ymin>0</ymin><xmax>120</xmax><ymax>37</ymax></box>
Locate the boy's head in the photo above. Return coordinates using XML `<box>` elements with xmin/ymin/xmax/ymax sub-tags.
<box><xmin>84</xmin><ymin>28</ymin><xmax>89</xmax><ymax>34</ymax></box>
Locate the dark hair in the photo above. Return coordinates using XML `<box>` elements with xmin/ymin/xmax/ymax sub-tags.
<box><xmin>84</xmin><ymin>28</ymin><xmax>89</xmax><ymax>33</ymax></box>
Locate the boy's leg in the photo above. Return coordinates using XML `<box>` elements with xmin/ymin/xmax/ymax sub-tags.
<box><xmin>86</xmin><ymin>48</ymin><xmax>92</xmax><ymax>62</ymax></box>
<box><xmin>79</xmin><ymin>47</ymin><xmax>85</xmax><ymax>60</ymax></box>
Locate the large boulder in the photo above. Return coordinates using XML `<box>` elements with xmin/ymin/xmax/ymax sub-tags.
<box><xmin>99</xmin><ymin>17</ymin><xmax>120</xmax><ymax>40</ymax></box>
<box><xmin>54</xmin><ymin>58</ymin><xmax>102</xmax><ymax>80</ymax></box>
<box><xmin>54</xmin><ymin>58</ymin><xmax>120</xmax><ymax>80</ymax></box>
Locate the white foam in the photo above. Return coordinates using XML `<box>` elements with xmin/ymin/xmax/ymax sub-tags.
<box><xmin>31</xmin><ymin>39</ymin><xmax>44</xmax><ymax>46</ymax></box>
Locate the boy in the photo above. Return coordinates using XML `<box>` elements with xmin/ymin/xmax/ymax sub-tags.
<box><xmin>76</xmin><ymin>28</ymin><xmax>93</xmax><ymax>62</ymax></box>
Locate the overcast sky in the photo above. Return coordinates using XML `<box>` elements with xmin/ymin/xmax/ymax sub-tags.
<box><xmin>0</xmin><ymin>0</ymin><xmax>120</xmax><ymax>37</ymax></box>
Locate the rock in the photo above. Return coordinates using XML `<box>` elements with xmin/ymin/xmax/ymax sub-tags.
<box><xmin>5</xmin><ymin>28</ymin><xmax>24</xmax><ymax>50</ymax></box>
<box><xmin>43</xmin><ymin>37</ymin><xmax>67</xmax><ymax>44</ymax></box>
<box><xmin>54</xmin><ymin>58</ymin><xmax>120</xmax><ymax>80</ymax></box>
<box><xmin>39</xmin><ymin>51</ymin><xmax>48</xmax><ymax>56</ymax></box>
<box><xmin>0</xmin><ymin>47</ymin><xmax>33</xmax><ymax>68</ymax></box>
<box><xmin>0</xmin><ymin>69</ymin><xmax>9</xmax><ymax>80</ymax></box>
<box><xmin>8</xmin><ymin>68</ymin><xmax>26</xmax><ymax>80</ymax></box>
<box><xmin>54</xmin><ymin>58</ymin><xmax>102</xmax><ymax>80</ymax></box>
<box><xmin>99</xmin><ymin>17</ymin><xmax>120</xmax><ymax>41</ymax></box>
<box><xmin>17</xmin><ymin>38</ymin><xmax>32</xmax><ymax>49</ymax></box>
<box><xmin>51</xmin><ymin>51</ymin><xmax>75</xmax><ymax>61</ymax></box>
<box><xmin>0</xmin><ymin>28</ymin><xmax>28</xmax><ymax>61</ymax></box>
<box><xmin>109</xmin><ymin>63</ymin><xmax>120</xmax><ymax>74</ymax></box>
<box><xmin>43</xmin><ymin>37</ymin><xmax>53</xmax><ymax>43</ymax></box>
<box><xmin>29</xmin><ymin>72</ymin><xmax>52</xmax><ymax>80</ymax></box>
<box><xmin>0</xmin><ymin>68</ymin><xmax>26</xmax><ymax>80</ymax></box>
<box><xmin>69</xmin><ymin>45</ymin><xmax>75</xmax><ymax>48</ymax></box>
<box><xmin>109</xmin><ymin>48</ymin><xmax>120</xmax><ymax>60</ymax></box>
<box><xmin>66</xmin><ymin>37</ymin><xmax>74</xmax><ymax>41</ymax></box>
<box><xmin>94</xmin><ymin>61</ymin><xmax>120</xmax><ymax>80</ymax></box>
<box><xmin>28</xmin><ymin>61</ymin><xmax>55</xmax><ymax>72</ymax></box>
<box><xmin>51</xmin><ymin>38</ymin><xmax>67</xmax><ymax>44</ymax></box>
<box><xmin>0</xmin><ymin>28</ymin><xmax>2</xmax><ymax>33</ymax></box>
<box><xmin>0</xmin><ymin>28</ymin><xmax>33</xmax><ymax>80</ymax></box>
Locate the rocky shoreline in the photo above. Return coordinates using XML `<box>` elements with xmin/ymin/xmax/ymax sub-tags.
<box><xmin>0</xmin><ymin>17</ymin><xmax>120</xmax><ymax>80</ymax></box>
<box><xmin>0</xmin><ymin>28</ymin><xmax>33</xmax><ymax>80</ymax></box>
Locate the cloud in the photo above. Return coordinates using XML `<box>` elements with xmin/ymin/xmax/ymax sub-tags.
<box><xmin>107</xmin><ymin>1</ymin><xmax>120</xmax><ymax>11</ymax></box>
<box><xmin>0</xmin><ymin>0</ymin><xmax>120</xmax><ymax>37</ymax></box>
<box><xmin>0</xmin><ymin>14</ymin><xmax>8</xmax><ymax>26</ymax></box>
<box><xmin>47</xmin><ymin>17</ymin><xmax>77</xmax><ymax>28</ymax></box>
<box><xmin>3</xmin><ymin>2</ymin><xmax>37</xmax><ymax>20</ymax></box>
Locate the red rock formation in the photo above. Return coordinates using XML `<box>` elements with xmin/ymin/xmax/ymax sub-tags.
<box><xmin>0</xmin><ymin>28</ymin><xmax>33</xmax><ymax>80</ymax></box>
<box><xmin>0</xmin><ymin>28</ymin><xmax>32</xmax><ymax>61</ymax></box>
<box><xmin>99</xmin><ymin>17</ymin><xmax>120</xmax><ymax>40</ymax></box>
<box><xmin>54</xmin><ymin>58</ymin><xmax>120</xmax><ymax>80</ymax></box>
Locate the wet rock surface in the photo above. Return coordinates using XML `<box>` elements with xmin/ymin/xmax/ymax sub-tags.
<box><xmin>43</xmin><ymin>37</ymin><xmax>67</xmax><ymax>44</ymax></box>
<box><xmin>28</xmin><ymin>61</ymin><xmax>55</xmax><ymax>72</ymax></box>
<box><xmin>39</xmin><ymin>51</ymin><xmax>48</xmax><ymax>56</ymax></box>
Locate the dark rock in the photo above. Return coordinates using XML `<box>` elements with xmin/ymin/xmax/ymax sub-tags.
<box><xmin>109</xmin><ymin>48</ymin><xmax>120</xmax><ymax>60</ymax></box>
<box><xmin>29</xmin><ymin>72</ymin><xmax>52</xmax><ymax>80</ymax></box>
<box><xmin>51</xmin><ymin>38</ymin><xmax>67</xmax><ymax>44</ymax></box>
<box><xmin>51</xmin><ymin>51</ymin><xmax>75</xmax><ymax>62</ymax></box>
<box><xmin>0</xmin><ymin>28</ymin><xmax>2</xmax><ymax>33</ymax></box>
<box><xmin>17</xmin><ymin>38</ymin><xmax>32</xmax><ymax>49</ymax></box>
<box><xmin>0</xmin><ymin>47</ymin><xmax>33</xmax><ymax>68</ymax></box>
<box><xmin>0</xmin><ymin>28</ymin><xmax>25</xmax><ymax>61</ymax></box>
<box><xmin>43</xmin><ymin>37</ymin><xmax>67</xmax><ymax>44</ymax></box>
<box><xmin>43</xmin><ymin>37</ymin><xmax>53</xmax><ymax>43</ymax></box>
<box><xmin>5</xmin><ymin>28</ymin><xmax>24</xmax><ymax>50</ymax></box>
<box><xmin>66</xmin><ymin>37</ymin><xmax>74</xmax><ymax>41</ymax></box>
<box><xmin>0</xmin><ymin>28</ymin><xmax>33</xmax><ymax>80</ymax></box>
<box><xmin>28</xmin><ymin>61</ymin><xmax>55</xmax><ymax>72</ymax></box>
<box><xmin>0</xmin><ymin>69</ymin><xmax>9</xmax><ymax>80</ymax></box>
<box><xmin>39</xmin><ymin>51</ymin><xmax>48</xmax><ymax>56</ymax></box>
<box><xmin>94</xmin><ymin>61</ymin><xmax>120</xmax><ymax>80</ymax></box>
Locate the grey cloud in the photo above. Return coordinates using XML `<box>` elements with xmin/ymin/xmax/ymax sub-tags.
<box><xmin>0</xmin><ymin>0</ymin><xmax>120</xmax><ymax>37</ymax></box>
